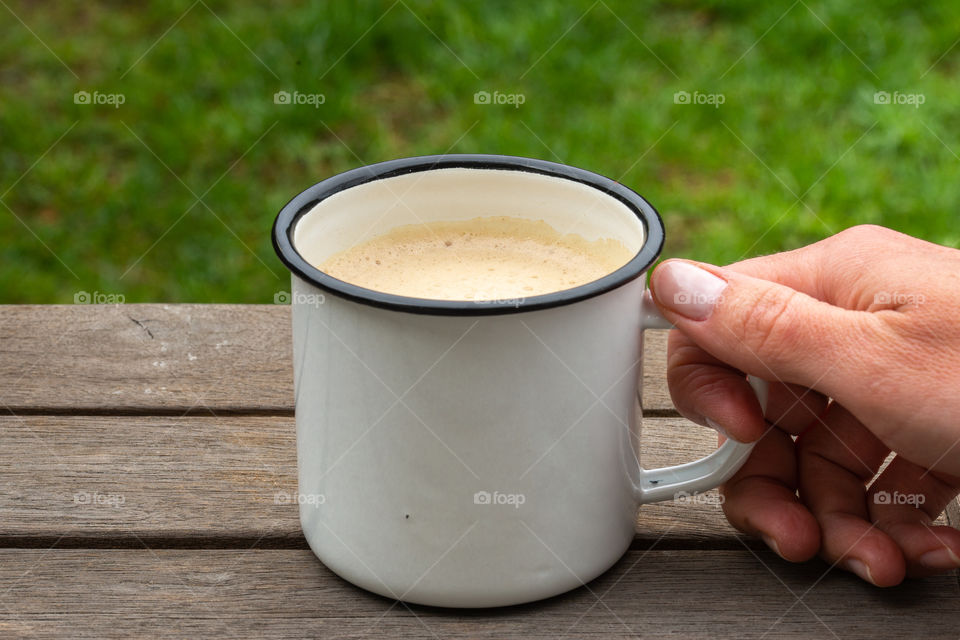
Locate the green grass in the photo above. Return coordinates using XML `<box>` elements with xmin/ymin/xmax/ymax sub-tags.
<box><xmin>2</xmin><ymin>0</ymin><xmax>959</xmax><ymax>302</ymax></box>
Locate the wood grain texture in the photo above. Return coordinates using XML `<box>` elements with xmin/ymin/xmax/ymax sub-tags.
<box><xmin>641</xmin><ymin>329</ymin><xmax>674</xmax><ymax>413</ymax></box>
<box><xmin>2</xmin><ymin>304</ymin><xmax>960</xmax><ymax>637</ymax></box>
<box><xmin>0</xmin><ymin>414</ymin><xmax>748</xmax><ymax>547</ymax></box>
<box><xmin>0</xmin><ymin>304</ymin><xmax>676</xmax><ymax>413</ymax></box>
<box><xmin>947</xmin><ymin>498</ymin><xmax>960</xmax><ymax>530</ymax></box>
<box><xmin>1</xmin><ymin>548</ymin><xmax>957</xmax><ymax>639</ymax></box>
<box><xmin>1</xmin><ymin>413</ymin><xmax>952</xmax><ymax>550</ymax></box>
<box><xmin>0</xmin><ymin>304</ymin><xmax>294</xmax><ymax>413</ymax></box>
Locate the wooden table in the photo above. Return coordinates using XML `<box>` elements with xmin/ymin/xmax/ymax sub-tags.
<box><xmin>2</xmin><ymin>304</ymin><xmax>958</xmax><ymax>638</ymax></box>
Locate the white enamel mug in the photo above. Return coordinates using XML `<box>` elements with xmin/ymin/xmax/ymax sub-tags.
<box><xmin>272</xmin><ymin>155</ymin><xmax>766</xmax><ymax>608</ymax></box>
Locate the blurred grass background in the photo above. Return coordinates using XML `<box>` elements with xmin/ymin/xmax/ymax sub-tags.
<box><xmin>1</xmin><ymin>0</ymin><xmax>959</xmax><ymax>302</ymax></box>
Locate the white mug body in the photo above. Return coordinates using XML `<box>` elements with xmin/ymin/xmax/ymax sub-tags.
<box><xmin>274</xmin><ymin>155</ymin><xmax>759</xmax><ymax>608</ymax></box>
<box><xmin>291</xmin><ymin>272</ymin><xmax>645</xmax><ymax>607</ymax></box>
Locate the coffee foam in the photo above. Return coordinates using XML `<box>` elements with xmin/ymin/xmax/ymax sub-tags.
<box><xmin>318</xmin><ymin>216</ymin><xmax>635</xmax><ymax>301</ymax></box>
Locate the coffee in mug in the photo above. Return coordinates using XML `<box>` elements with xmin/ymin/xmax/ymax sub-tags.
<box><xmin>316</xmin><ymin>216</ymin><xmax>634</xmax><ymax>301</ymax></box>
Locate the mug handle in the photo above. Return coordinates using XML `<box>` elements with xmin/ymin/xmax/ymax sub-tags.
<box><xmin>634</xmin><ymin>290</ymin><xmax>768</xmax><ymax>505</ymax></box>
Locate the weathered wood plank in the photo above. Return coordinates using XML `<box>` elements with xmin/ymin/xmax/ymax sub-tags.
<box><xmin>0</xmin><ymin>305</ymin><xmax>677</xmax><ymax>413</ymax></box>
<box><xmin>0</xmin><ymin>304</ymin><xmax>294</xmax><ymax>413</ymax></box>
<box><xmin>1</xmin><ymin>548</ymin><xmax>956</xmax><ymax>639</ymax></box>
<box><xmin>1</xmin><ymin>414</ymin><xmax>953</xmax><ymax>550</ymax></box>
<box><xmin>0</xmin><ymin>413</ymin><xmax>739</xmax><ymax>546</ymax></box>
<box><xmin>0</xmin><ymin>413</ymin><xmax>298</xmax><ymax>545</ymax></box>
<box><xmin>0</xmin><ymin>414</ymin><xmax>740</xmax><ymax>546</ymax></box>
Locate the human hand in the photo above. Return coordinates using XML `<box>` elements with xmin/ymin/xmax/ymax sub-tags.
<box><xmin>648</xmin><ymin>224</ymin><xmax>960</xmax><ymax>586</ymax></box>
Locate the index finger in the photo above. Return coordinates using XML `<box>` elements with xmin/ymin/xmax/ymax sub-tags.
<box><xmin>724</xmin><ymin>225</ymin><xmax>930</xmax><ymax>308</ymax></box>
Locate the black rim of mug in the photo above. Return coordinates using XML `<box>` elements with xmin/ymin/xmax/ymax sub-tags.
<box><xmin>271</xmin><ymin>154</ymin><xmax>665</xmax><ymax>316</ymax></box>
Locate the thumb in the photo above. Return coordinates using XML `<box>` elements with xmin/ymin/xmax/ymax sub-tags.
<box><xmin>650</xmin><ymin>259</ymin><xmax>872</xmax><ymax>395</ymax></box>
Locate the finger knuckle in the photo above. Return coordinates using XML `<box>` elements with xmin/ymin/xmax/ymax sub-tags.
<box><xmin>835</xmin><ymin>224</ymin><xmax>893</xmax><ymax>245</ymax></box>
<box><xmin>740</xmin><ymin>287</ymin><xmax>802</xmax><ymax>366</ymax></box>
<box><xmin>668</xmin><ymin>363</ymin><xmax>734</xmax><ymax>407</ymax></box>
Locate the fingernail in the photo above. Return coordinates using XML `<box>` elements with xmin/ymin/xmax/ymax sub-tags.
<box><xmin>706</xmin><ymin>417</ymin><xmax>745</xmax><ymax>444</ymax></box>
<box><xmin>919</xmin><ymin>548</ymin><xmax>960</xmax><ymax>570</ymax></box>
<box><xmin>761</xmin><ymin>534</ymin><xmax>783</xmax><ymax>558</ymax></box>
<box><xmin>652</xmin><ymin>261</ymin><xmax>728</xmax><ymax>321</ymax></box>
<box><xmin>843</xmin><ymin>558</ymin><xmax>876</xmax><ymax>585</ymax></box>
